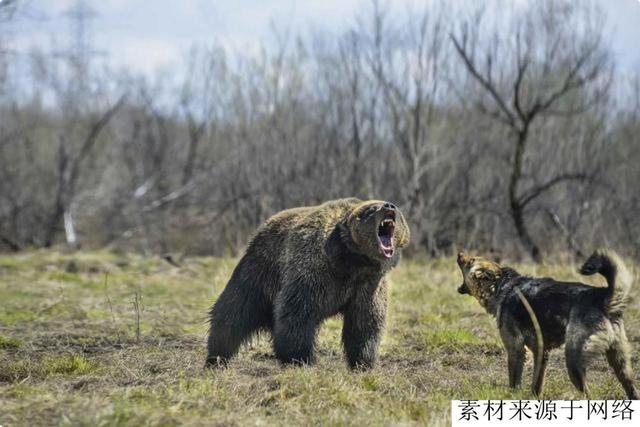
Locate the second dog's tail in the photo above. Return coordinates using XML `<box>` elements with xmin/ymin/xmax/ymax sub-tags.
<box><xmin>579</xmin><ymin>249</ymin><xmax>634</xmax><ymax>316</ymax></box>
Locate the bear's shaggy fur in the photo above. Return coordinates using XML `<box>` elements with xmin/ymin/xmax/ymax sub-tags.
<box><xmin>206</xmin><ymin>198</ymin><xmax>410</xmax><ymax>370</ymax></box>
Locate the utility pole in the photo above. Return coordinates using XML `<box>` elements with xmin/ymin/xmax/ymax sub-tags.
<box><xmin>0</xmin><ymin>1</ymin><xmax>19</xmax><ymax>21</ymax></box>
<box><xmin>49</xmin><ymin>0</ymin><xmax>110</xmax><ymax>249</ymax></box>
<box><xmin>61</xmin><ymin>0</ymin><xmax>103</xmax><ymax>104</ymax></box>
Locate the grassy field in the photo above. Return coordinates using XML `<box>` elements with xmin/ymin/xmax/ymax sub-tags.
<box><xmin>1</xmin><ymin>250</ymin><xmax>639</xmax><ymax>426</ymax></box>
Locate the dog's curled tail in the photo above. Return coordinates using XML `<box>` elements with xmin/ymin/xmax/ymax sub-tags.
<box><xmin>579</xmin><ymin>249</ymin><xmax>634</xmax><ymax>316</ymax></box>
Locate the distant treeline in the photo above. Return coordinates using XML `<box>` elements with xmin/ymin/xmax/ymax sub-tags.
<box><xmin>0</xmin><ymin>0</ymin><xmax>638</xmax><ymax>260</ymax></box>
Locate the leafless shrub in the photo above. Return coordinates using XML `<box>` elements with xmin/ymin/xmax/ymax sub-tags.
<box><xmin>0</xmin><ymin>0</ymin><xmax>638</xmax><ymax>260</ymax></box>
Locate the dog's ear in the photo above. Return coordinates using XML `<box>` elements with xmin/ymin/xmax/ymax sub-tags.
<box><xmin>472</xmin><ymin>268</ymin><xmax>496</xmax><ymax>282</ymax></box>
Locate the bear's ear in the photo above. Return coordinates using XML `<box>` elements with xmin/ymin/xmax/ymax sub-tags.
<box><xmin>326</xmin><ymin>223</ymin><xmax>350</xmax><ymax>259</ymax></box>
<box><xmin>345</xmin><ymin>212</ymin><xmax>362</xmax><ymax>247</ymax></box>
<box><xmin>335</xmin><ymin>221</ymin><xmax>352</xmax><ymax>243</ymax></box>
<box><xmin>395</xmin><ymin>210</ymin><xmax>410</xmax><ymax>248</ymax></box>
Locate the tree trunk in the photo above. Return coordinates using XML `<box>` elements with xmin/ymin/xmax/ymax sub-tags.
<box><xmin>63</xmin><ymin>210</ymin><xmax>78</xmax><ymax>249</ymax></box>
<box><xmin>508</xmin><ymin>129</ymin><xmax>541</xmax><ymax>262</ymax></box>
<box><xmin>182</xmin><ymin>118</ymin><xmax>203</xmax><ymax>186</ymax></box>
<box><xmin>43</xmin><ymin>202</ymin><xmax>64</xmax><ymax>248</ymax></box>
<box><xmin>0</xmin><ymin>234</ymin><xmax>21</xmax><ymax>251</ymax></box>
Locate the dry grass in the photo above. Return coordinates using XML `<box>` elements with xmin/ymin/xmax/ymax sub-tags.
<box><xmin>1</xmin><ymin>250</ymin><xmax>639</xmax><ymax>426</ymax></box>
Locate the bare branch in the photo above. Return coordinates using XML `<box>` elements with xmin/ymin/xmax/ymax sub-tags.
<box><xmin>75</xmin><ymin>94</ymin><xmax>127</xmax><ymax>166</ymax></box>
<box><xmin>519</xmin><ymin>173</ymin><xmax>589</xmax><ymax>208</ymax></box>
<box><xmin>450</xmin><ymin>32</ymin><xmax>516</xmax><ymax>128</ymax></box>
<box><xmin>531</xmin><ymin>43</ymin><xmax>603</xmax><ymax>115</ymax></box>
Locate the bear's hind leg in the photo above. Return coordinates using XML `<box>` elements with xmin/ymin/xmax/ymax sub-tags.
<box><xmin>206</xmin><ymin>279</ymin><xmax>272</xmax><ymax>367</ymax></box>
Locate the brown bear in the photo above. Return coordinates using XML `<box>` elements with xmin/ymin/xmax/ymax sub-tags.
<box><xmin>205</xmin><ymin>198</ymin><xmax>410</xmax><ymax>370</ymax></box>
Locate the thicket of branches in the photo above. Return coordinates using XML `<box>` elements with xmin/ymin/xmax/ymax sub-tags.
<box><xmin>1</xmin><ymin>0</ymin><xmax>639</xmax><ymax>261</ymax></box>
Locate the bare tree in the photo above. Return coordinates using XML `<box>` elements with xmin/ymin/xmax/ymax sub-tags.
<box><xmin>1</xmin><ymin>0</ymin><xmax>638</xmax><ymax>260</ymax></box>
<box><xmin>178</xmin><ymin>46</ymin><xmax>227</xmax><ymax>187</ymax></box>
<box><xmin>451</xmin><ymin>0</ymin><xmax>611</xmax><ymax>261</ymax></box>
<box><xmin>363</xmin><ymin>2</ymin><xmax>452</xmax><ymax>252</ymax></box>
<box><xmin>44</xmin><ymin>95</ymin><xmax>125</xmax><ymax>248</ymax></box>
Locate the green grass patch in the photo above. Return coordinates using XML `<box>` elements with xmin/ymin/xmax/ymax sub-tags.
<box><xmin>421</xmin><ymin>327</ymin><xmax>481</xmax><ymax>350</ymax></box>
<box><xmin>0</xmin><ymin>310</ymin><xmax>37</xmax><ymax>325</ymax></box>
<box><xmin>0</xmin><ymin>256</ymin><xmax>21</xmax><ymax>271</ymax></box>
<box><xmin>0</xmin><ymin>335</ymin><xmax>23</xmax><ymax>349</ymax></box>
<box><xmin>46</xmin><ymin>270</ymin><xmax>98</xmax><ymax>288</ymax></box>
<box><xmin>42</xmin><ymin>354</ymin><xmax>98</xmax><ymax>377</ymax></box>
<box><xmin>0</xmin><ymin>359</ymin><xmax>36</xmax><ymax>382</ymax></box>
<box><xmin>0</xmin><ymin>250</ymin><xmax>638</xmax><ymax>425</ymax></box>
<box><xmin>3</xmin><ymin>383</ymin><xmax>39</xmax><ymax>398</ymax></box>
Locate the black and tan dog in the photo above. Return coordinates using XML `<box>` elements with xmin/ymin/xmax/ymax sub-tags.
<box><xmin>457</xmin><ymin>250</ymin><xmax>638</xmax><ymax>399</ymax></box>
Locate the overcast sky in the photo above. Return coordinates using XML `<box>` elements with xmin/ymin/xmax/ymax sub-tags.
<box><xmin>5</xmin><ymin>0</ymin><xmax>640</xmax><ymax>76</ymax></box>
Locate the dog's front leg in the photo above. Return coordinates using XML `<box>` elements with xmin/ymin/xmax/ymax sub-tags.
<box><xmin>502</xmin><ymin>329</ymin><xmax>526</xmax><ymax>388</ymax></box>
<box><xmin>531</xmin><ymin>349</ymin><xmax>549</xmax><ymax>397</ymax></box>
<box><xmin>507</xmin><ymin>347</ymin><xmax>525</xmax><ymax>388</ymax></box>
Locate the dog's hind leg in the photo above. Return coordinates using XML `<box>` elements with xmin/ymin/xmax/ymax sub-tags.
<box><xmin>565</xmin><ymin>325</ymin><xmax>594</xmax><ymax>397</ymax></box>
<box><xmin>565</xmin><ymin>348</ymin><xmax>590</xmax><ymax>397</ymax></box>
<box><xmin>606</xmin><ymin>322</ymin><xmax>639</xmax><ymax>400</ymax></box>
<box><xmin>565</xmin><ymin>322</ymin><xmax>609</xmax><ymax>398</ymax></box>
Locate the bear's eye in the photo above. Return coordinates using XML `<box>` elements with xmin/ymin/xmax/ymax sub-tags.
<box><xmin>360</xmin><ymin>206</ymin><xmax>378</xmax><ymax>221</ymax></box>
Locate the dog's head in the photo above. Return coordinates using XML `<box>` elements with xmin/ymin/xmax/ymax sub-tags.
<box><xmin>456</xmin><ymin>252</ymin><xmax>502</xmax><ymax>309</ymax></box>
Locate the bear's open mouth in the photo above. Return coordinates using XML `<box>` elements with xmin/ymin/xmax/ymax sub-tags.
<box><xmin>377</xmin><ymin>212</ymin><xmax>396</xmax><ymax>258</ymax></box>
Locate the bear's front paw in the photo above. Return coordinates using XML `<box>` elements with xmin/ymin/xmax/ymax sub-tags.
<box><xmin>204</xmin><ymin>355</ymin><xmax>229</xmax><ymax>369</ymax></box>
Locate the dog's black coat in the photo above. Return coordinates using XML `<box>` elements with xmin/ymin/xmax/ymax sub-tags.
<box><xmin>491</xmin><ymin>269</ymin><xmax>609</xmax><ymax>351</ymax></box>
<box><xmin>457</xmin><ymin>250</ymin><xmax>638</xmax><ymax>399</ymax></box>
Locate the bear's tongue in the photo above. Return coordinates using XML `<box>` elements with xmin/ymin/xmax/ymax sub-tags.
<box><xmin>378</xmin><ymin>219</ymin><xmax>395</xmax><ymax>258</ymax></box>
<box><xmin>380</xmin><ymin>239</ymin><xmax>393</xmax><ymax>258</ymax></box>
